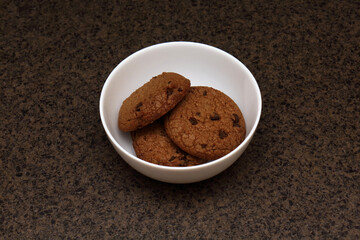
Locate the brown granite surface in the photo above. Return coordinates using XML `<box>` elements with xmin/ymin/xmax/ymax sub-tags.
<box><xmin>1</xmin><ymin>0</ymin><xmax>359</xmax><ymax>239</ymax></box>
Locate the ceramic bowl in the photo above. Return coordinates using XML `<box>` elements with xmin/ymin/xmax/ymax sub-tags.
<box><xmin>99</xmin><ymin>42</ymin><xmax>261</xmax><ymax>184</ymax></box>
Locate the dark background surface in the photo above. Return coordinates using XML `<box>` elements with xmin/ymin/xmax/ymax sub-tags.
<box><xmin>1</xmin><ymin>0</ymin><xmax>359</xmax><ymax>239</ymax></box>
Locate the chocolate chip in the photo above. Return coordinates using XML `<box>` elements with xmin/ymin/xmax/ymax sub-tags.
<box><xmin>232</xmin><ymin>114</ymin><xmax>239</xmax><ymax>123</ymax></box>
<box><xmin>210</xmin><ymin>112</ymin><xmax>220</xmax><ymax>121</ymax></box>
<box><xmin>167</xmin><ymin>88</ymin><xmax>174</xmax><ymax>97</ymax></box>
<box><xmin>189</xmin><ymin>117</ymin><xmax>198</xmax><ymax>125</ymax></box>
<box><xmin>178</xmin><ymin>87</ymin><xmax>183</xmax><ymax>92</ymax></box>
<box><xmin>196</xmin><ymin>112</ymin><xmax>200</xmax><ymax>116</ymax></box>
<box><xmin>203</xmin><ymin>90</ymin><xmax>207</xmax><ymax>96</ymax></box>
<box><xmin>219</xmin><ymin>130</ymin><xmax>228</xmax><ymax>139</ymax></box>
<box><xmin>169</xmin><ymin>156</ymin><xmax>176</xmax><ymax>162</ymax></box>
<box><xmin>201</xmin><ymin>144</ymin><xmax>207</xmax><ymax>148</ymax></box>
<box><xmin>168</xmin><ymin>81</ymin><xmax>172</xmax><ymax>84</ymax></box>
<box><xmin>232</xmin><ymin>114</ymin><xmax>240</xmax><ymax>127</ymax></box>
<box><xmin>135</xmin><ymin>102</ymin><xmax>143</xmax><ymax>111</ymax></box>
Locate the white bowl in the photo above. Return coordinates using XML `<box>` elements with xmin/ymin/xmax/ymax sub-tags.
<box><xmin>99</xmin><ymin>42</ymin><xmax>262</xmax><ymax>184</ymax></box>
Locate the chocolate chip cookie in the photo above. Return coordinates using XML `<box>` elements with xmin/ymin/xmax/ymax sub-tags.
<box><xmin>118</xmin><ymin>72</ymin><xmax>190</xmax><ymax>132</ymax></box>
<box><xmin>131</xmin><ymin>120</ymin><xmax>207</xmax><ymax>167</ymax></box>
<box><xmin>164</xmin><ymin>86</ymin><xmax>246</xmax><ymax>160</ymax></box>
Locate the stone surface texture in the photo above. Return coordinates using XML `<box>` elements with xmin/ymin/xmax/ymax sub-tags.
<box><xmin>1</xmin><ymin>0</ymin><xmax>359</xmax><ymax>239</ymax></box>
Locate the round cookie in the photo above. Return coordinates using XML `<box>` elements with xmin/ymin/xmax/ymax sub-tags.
<box><xmin>131</xmin><ymin>120</ymin><xmax>207</xmax><ymax>167</ymax></box>
<box><xmin>164</xmin><ymin>86</ymin><xmax>246</xmax><ymax>160</ymax></box>
<box><xmin>118</xmin><ymin>72</ymin><xmax>190</xmax><ymax>132</ymax></box>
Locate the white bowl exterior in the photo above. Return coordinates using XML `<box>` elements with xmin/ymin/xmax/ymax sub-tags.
<box><xmin>108</xmin><ymin>135</ymin><xmax>253</xmax><ymax>184</ymax></box>
<box><xmin>100</xmin><ymin>42</ymin><xmax>261</xmax><ymax>184</ymax></box>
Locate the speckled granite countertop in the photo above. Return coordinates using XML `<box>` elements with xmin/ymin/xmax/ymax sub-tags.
<box><xmin>1</xmin><ymin>0</ymin><xmax>359</xmax><ymax>239</ymax></box>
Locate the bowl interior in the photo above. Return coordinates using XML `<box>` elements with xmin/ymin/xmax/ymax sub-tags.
<box><xmin>100</xmin><ymin>42</ymin><xmax>261</xmax><ymax>161</ymax></box>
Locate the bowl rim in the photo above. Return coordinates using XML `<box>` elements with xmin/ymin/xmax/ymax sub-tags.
<box><xmin>99</xmin><ymin>41</ymin><xmax>262</xmax><ymax>171</ymax></box>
